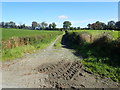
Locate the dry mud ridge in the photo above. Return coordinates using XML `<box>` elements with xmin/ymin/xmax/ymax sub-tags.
<box><xmin>1</xmin><ymin>36</ymin><xmax>120</xmax><ymax>88</ymax></box>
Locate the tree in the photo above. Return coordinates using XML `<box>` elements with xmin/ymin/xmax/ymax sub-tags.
<box><xmin>32</xmin><ymin>21</ymin><xmax>38</xmax><ymax>29</ymax></box>
<box><xmin>9</xmin><ymin>21</ymin><xmax>16</xmax><ymax>28</ymax></box>
<box><xmin>100</xmin><ymin>23</ymin><xmax>106</xmax><ymax>30</ymax></box>
<box><xmin>63</xmin><ymin>21</ymin><xmax>72</xmax><ymax>30</ymax></box>
<box><xmin>19</xmin><ymin>24</ymin><xmax>26</xmax><ymax>29</ymax></box>
<box><xmin>0</xmin><ymin>22</ymin><xmax>4</xmax><ymax>28</ymax></box>
<box><xmin>74</xmin><ymin>27</ymin><xmax>77</xmax><ymax>30</ymax></box>
<box><xmin>107</xmin><ymin>21</ymin><xmax>115</xmax><ymax>30</ymax></box>
<box><xmin>49</xmin><ymin>24</ymin><xmax>52</xmax><ymax>30</ymax></box>
<box><xmin>52</xmin><ymin>22</ymin><xmax>56</xmax><ymax>30</ymax></box>
<box><xmin>22</xmin><ymin>24</ymin><xmax>26</xmax><ymax>29</ymax></box>
<box><xmin>87</xmin><ymin>24</ymin><xmax>91</xmax><ymax>29</ymax></box>
<box><xmin>44</xmin><ymin>22</ymin><xmax>48</xmax><ymax>29</ymax></box>
<box><xmin>115</xmin><ymin>21</ymin><xmax>120</xmax><ymax>30</ymax></box>
<box><xmin>40</xmin><ymin>22</ymin><xmax>48</xmax><ymax>30</ymax></box>
<box><xmin>90</xmin><ymin>21</ymin><xmax>106</xmax><ymax>30</ymax></box>
<box><xmin>4</xmin><ymin>22</ymin><xmax>9</xmax><ymax>28</ymax></box>
<box><xmin>77</xmin><ymin>27</ymin><xmax>80</xmax><ymax>30</ymax></box>
<box><xmin>70</xmin><ymin>27</ymin><xmax>74</xmax><ymax>30</ymax></box>
<box><xmin>95</xmin><ymin>21</ymin><xmax>103</xmax><ymax>30</ymax></box>
<box><xmin>0</xmin><ymin>22</ymin><xmax>5</xmax><ymax>28</ymax></box>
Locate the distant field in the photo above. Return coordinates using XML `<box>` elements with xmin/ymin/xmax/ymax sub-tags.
<box><xmin>2</xmin><ymin>28</ymin><xmax>62</xmax><ymax>41</ymax></box>
<box><xmin>69</xmin><ymin>30</ymin><xmax>119</xmax><ymax>39</ymax></box>
<box><xmin>2</xmin><ymin>29</ymin><xmax>119</xmax><ymax>41</ymax></box>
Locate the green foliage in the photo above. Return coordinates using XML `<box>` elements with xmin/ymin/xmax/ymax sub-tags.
<box><xmin>32</xmin><ymin>21</ymin><xmax>38</xmax><ymax>29</ymax></box>
<box><xmin>107</xmin><ymin>21</ymin><xmax>116</xmax><ymax>30</ymax></box>
<box><xmin>2</xmin><ymin>28</ymin><xmax>62</xmax><ymax>41</ymax></box>
<box><xmin>40</xmin><ymin>22</ymin><xmax>48</xmax><ymax>30</ymax></box>
<box><xmin>2</xmin><ymin>45</ymin><xmax>36</xmax><ymax>60</ymax></box>
<box><xmin>82</xmin><ymin>58</ymin><xmax>120</xmax><ymax>82</ymax></box>
<box><xmin>63</xmin><ymin>21</ymin><xmax>72</xmax><ymax>30</ymax></box>
<box><xmin>63</xmin><ymin>30</ymin><xmax>120</xmax><ymax>82</ymax></box>
<box><xmin>115</xmin><ymin>21</ymin><xmax>120</xmax><ymax>29</ymax></box>
<box><xmin>52</xmin><ymin>22</ymin><xmax>57</xmax><ymax>30</ymax></box>
<box><xmin>53</xmin><ymin>35</ymin><xmax>63</xmax><ymax>49</ymax></box>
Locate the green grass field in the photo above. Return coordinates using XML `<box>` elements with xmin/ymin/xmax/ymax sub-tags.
<box><xmin>2</xmin><ymin>28</ymin><xmax>62</xmax><ymax>41</ymax></box>
<box><xmin>69</xmin><ymin>30</ymin><xmax>119</xmax><ymax>40</ymax></box>
<box><xmin>2</xmin><ymin>28</ymin><xmax>63</xmax><ymax>60</ymax></box>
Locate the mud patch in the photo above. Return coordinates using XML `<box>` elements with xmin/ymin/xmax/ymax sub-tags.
<box><xmin>37</xmin><ymin>60</ymin><xmax>118</xmax><ymax>88</ymax></box>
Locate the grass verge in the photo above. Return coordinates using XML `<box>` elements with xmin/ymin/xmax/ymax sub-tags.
<box><xmin>53</xmin><ymin>35</ymin><xmax>63</xmax><ymax>49</ymax></box>
<box><xmin>2</xmin><ymin>45</ymin><xmax>36</xmax><ymax>60</ymax></box>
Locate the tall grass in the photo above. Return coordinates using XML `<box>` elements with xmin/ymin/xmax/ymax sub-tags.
<box><xmin>2</xmin><ymin>45</ymin><xmax>36</xmax><ymax>60</ymax></box>
<box><xmin>53</xmin><ymin>35</ymin><xmax>63</xmax><ymax>49</ymax></box>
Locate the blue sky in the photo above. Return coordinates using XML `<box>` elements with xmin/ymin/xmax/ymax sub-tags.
<box><xmin>2</xmin><ymin>2</ymin><xmax>118</xmax><ymax>28</ymax></box>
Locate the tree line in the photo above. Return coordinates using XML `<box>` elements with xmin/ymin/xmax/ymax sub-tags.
<box><xmin>32</xmin><ymin>21</ymin><xmax>57</xmax><ymax>30</ymax></box>
<box><xmin>0</xmin><ymin>20</ymin><xmax>120</xmax><ymax>30</ymax></box>
<box><xmin>87</xmin><ymin>21</ymin><xmax>120</xmax><ymax>30</ymax></box>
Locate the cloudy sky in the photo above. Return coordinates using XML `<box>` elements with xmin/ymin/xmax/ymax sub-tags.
<box><xmin>2</xmin><ymin>2</ymin><xmax>118</xmax><ymax>28</ymax></box>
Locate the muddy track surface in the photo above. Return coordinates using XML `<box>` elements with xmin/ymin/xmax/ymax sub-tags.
<box><xmin>1</xmin><ymin>35</ymin><xmax>120</xmax><ymax>88</ymax></box>
<box><xmin>37</xmin><ymin>60</ymin><xmax>119</xmax><ymax>88</ymax></box>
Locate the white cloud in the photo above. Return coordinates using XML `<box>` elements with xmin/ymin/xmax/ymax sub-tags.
<box><xmin>58</xmin><ymin>15</ymin><xmax>68</xmax><ymax>19</ymax></box>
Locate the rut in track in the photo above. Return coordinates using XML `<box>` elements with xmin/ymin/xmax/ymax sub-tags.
<box><xmin>1</xmin><ymin>35</ymin><xmax>119</xmax><ymax>88</ymax></box>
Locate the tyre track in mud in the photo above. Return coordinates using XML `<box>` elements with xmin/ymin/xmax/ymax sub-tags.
<box><xmin>37</xmin><ymin>60</ymin><xmax>119</xmax><ymax>88</ymax></box>
<box><xmin>1</xmin><ymin>35</ymin><xmax>120</xmax><ymax>88</ymax></box>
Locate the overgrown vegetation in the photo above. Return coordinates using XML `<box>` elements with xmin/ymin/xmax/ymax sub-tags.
<box><xmin>62</xmin><ymin>30</ymin><xmax>120</xmax><ymax>82</ymax></box>
<box><xmin>2</xmin><ymin>45</ymin><xmax>36</xmax><ymax>60</ymax></box>
<box><xmin>53</xmin><ymin>35</ymin><xmax>63</xmax><ymax>49</ymax></box>
<box><xmin>2</xmin><ymin>28</ymin><xmax>63</xmax><ymax>61</ymax></box>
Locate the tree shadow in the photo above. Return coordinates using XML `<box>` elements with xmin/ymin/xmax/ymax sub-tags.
<box><xmin>61</xmin><ymin>33</ymin><xmax>83</xmax><ymax>59</ymax></box>
<box><xmin>61</xmin><ymin>34</ymin><xmax>74</xmax><ymax>49</ymax></box>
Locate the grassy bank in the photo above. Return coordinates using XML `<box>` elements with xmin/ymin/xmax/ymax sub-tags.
<box><xmin>63</xmin><ymin>30</ymin><xmax>120</xmax><ymax>82</ymax></box>
<box><xmin>53</xmin><ymin>35</ymin><xmax>63</xmax><ymax>49</ymax></box>
<box><xmin>69</xmin><ymin>30</ymin><xmax>119</xmax><ymax>40</ymax></box>
<box><xmin>2</xmin><ymin>28</ymin><xmax>63</xmax><ymax>61</ymax></box>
